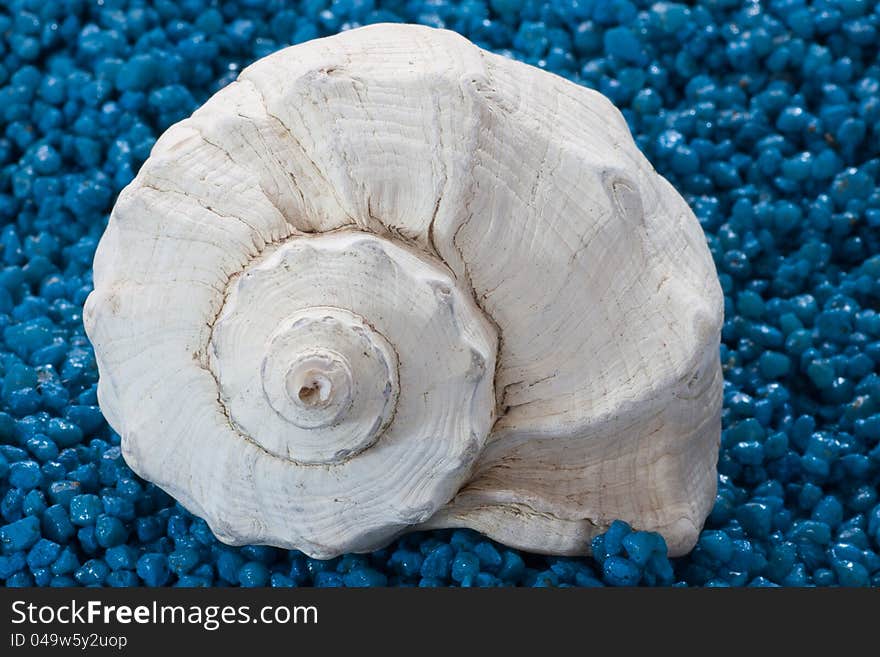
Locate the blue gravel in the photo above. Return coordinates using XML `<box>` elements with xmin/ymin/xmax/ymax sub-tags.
<box><xmin>1</xmin><ymin>0</ymin><xmax>879</xmax><ymax>587</ymax></box>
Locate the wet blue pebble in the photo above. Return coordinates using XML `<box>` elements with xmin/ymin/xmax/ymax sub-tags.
<box><xmin>32</xmin><ymin>567</ymin><xmax>52</xmax><ymax>587</ymax></box>
<box><xmin>811</xmin><ymin>497</ymin><xmax>844</xmax><ymax>528</ymax></box>
<box><xmin>135</xmin><ymin>517</ymin><xmax>163</xmax><ymax>543</ymax></box>
<box><xmin>497</xmin><ymin>550</ymin><xmax>525</xmax><ymax>582</ymax></box>
<box><xmin>41</xmin><ymin>504</ymin><xmax>73</xmax><ymax>542</ymax></box>
<box><xmin>621</xmin><ymin>531</ymin><xmax>661</xmax><ymax>567</ymax></box>
<box><xmin>69</xmin><ymin>494</ymin><xmax>102</xmax><ymax>526</ymax></box>
<box><xmin>167</xmin><ymin>548</ymin><xmax>200</xmax><ymax>575</ymax></box>
<box><xmin>9</xmin><ymin>460</ymin><xmax>42</xmax><ymax>489</ymax></box>
<box><xmin>241</xmin><ymin>545</ymin><xmax>279</xmax><ymax>564</ymax></box>
<box><xmin>94</xmin><ymin>515</ymin><xmax>127</xmax><ymax>547</ymax></box>
<box><xmin>77</xmin><ymin>526</ymin><xmax>99</xmax><ymax>554</ymax></box>
<box><xmin>790</xmin><ymin>520</ymin><xmax>832</xmax><ymax>545</ymax></box>
<box><xmin>26</xmin><ymin>538</ymin><xmax>60</xmax><ymax>568</ymax></box>
<box><xmin>474</xmin><ymin>541</ymin><xmax>502</xmax><ymax>571</ymax></box>
<box><xmin>601</xmin><ymin>519</ymin><xmax>632</xmax><ymax>560</ymax></box>
<box><xmin>238</xmin><ymin>561</ymin><xmax>270</xmax><ymax>587</ymax></box>
<box><xmin>698</xmin><ymin>530</ymin><xmax>734</xmax><ymax>564</ymax></box>
<box><xmin>270</xmin><ymin>573</ymin><xmax>294</xmax><ymax>587</ymax></box>
<box><xmin>136</xmin><ymin>553</ymin><xmax>171</xmax><ymax>587</ymax></box>
<box><xmin>107</xmin><ymin>571</ymin><xmax>140</xmax><ymax>587</ymax></box>
<box><xmin>22</xmin><ymin>490</ymin><xmax>46</xmax><ymax>516</ymax></box>
<box><xmin>602</xmin><ymin>556</ymin><xmax>642</xmax><ymax>586</ymax></box>
<box><xmin>216</xmin><ymin>550</ymin><xmax>245</xmax><ymax>584</ymax></box>
<box><xmin>288</xmin><ymin>558</ymin><xmax>310</xmax><ymax>585</ymax></box>
<box><xmin>75</xmin><ymin>558</ymin><xmax>110</xmax><ymax>586</ymax></box>
<box><xmin>343</xmin><ymin>568</ymin><xmax>388</xmax><ymax>587</ymax></box>
<box><xmin>26</xmin><ymin>437</ymin><xmax>59</xmax><ymax>462</ymax></box>
<box><xmin>388</xmin><ymin>549</ymin><xmax>423</xmax><ymax>577</ymax></box>
<box><xmin>420</xmin><ymin>544</ymin><xmax>453</xmax><ymax>580</ymax></box>
<box><xmin>314</xmin><ymin>572</ymin><xmax>345</xmax><ymax>587</ymax></box>
<box><xmin>7</xmin><ymin>572</ymin><xmax>35</xmax><ymax>587</ymax></box>
<box><xmin>813</xmin><ymin>568</ymin><xmax>835</xmax><ymax>586</ymax></box>
<box><xmin>1</xmin><ymin>515</ymin><xmax>41</xmax><ymax>552</ymax></box>
<box><xmin>0</xmin><ymin>552</ymin><xmax>27</xmax><ymax>579</ymax></box>
<box><xmin>604</xmin><ymin>27</ymin><xmax>642</xmax><ymax>64</ymax></box>
<box><xmin>46</xmin><ymin>419</ymin><xmax>83</xmax><ymax>448</ymax></box>
<box><xmin>737</xmin><ymin>502</ymin><xmax>773</xmax><ymax>538</ymax></box>
<box><xmin>451</xmin><ymin>551</ymin><xmax>480</xmax><ymax>583</ymax></box>
<box><xmin>758</xmin><ymin>352</ymin><xmax>791</xmax><ymax>378</ymax></box>
<box><xmin>104</xmin><ymin>545</ymin><xmax>137</xmax><ymax>571</ymax></box>
<box><xmin>50</xmin><ymin>548</ymin><xmax>79</xmax><ymax>576</ymax></box>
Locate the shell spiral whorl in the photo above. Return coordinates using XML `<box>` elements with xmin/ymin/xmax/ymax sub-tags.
<box><xmin>206</xmin><ymin>231</ymin><xmax>498</xmax><ymax>550</ymax></box>
<box><xmin>84</xmin><ymin>24</ymin><xmax>724</xmax><ymax>558</ymax></box>
<box><xmin>227</xmin><ymin>304</ymin><xmax>399</xmax><ymax>461</ymax></box>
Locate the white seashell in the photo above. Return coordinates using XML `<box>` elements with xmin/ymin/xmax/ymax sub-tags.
<box><xmin>84</xmin><ymin>23</ymin><xmax>723</xmax><ymax>559</ymax></box>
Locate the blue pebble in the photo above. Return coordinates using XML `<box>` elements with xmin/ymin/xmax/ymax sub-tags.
<box><xmin>473</xmin><ymin>541</ymin><xmax>502</xmax><ymax>571</ymax></box>
<box><xmin>216</xmin><ymin>550</ymin><xmax>245</xmax><ymax>584</ymax></box>
<box><xmin>240</xmin><ymin>544</ymin><xmax>279</xmax><ymax>564</ymax></box>
<box><xmin>270</xmin><ymin>573</ymin><xmax>294</xmax><ymax>587</ymax></box>
<box><xmin>2</xmin><ymin>487</ymin><xmax>25</xmax><ymax>522</ymax></box>
<box><xmin>26</xmin><ymin>538</ymin><xmax>59</xmax><ymax>568</ymax></box>
<box><xmin>167</xmin><ymin>548</ymin><xmax>200</xmax><ymax>575</ymax></box>
<box><xmin>314</xmin><ymin>572</ymin><xmax>345</xmax><ymax>587</ymax></box>
<box><xmin>50</xmin><ymin>576</ymin><xmax>77</xmax><ymax>587</ymax></box>
<box><xmin>602</xmin><ymin>556</ymin><xmax>641</xmax><ymax>586</ymax></box>
<box><xmin>833</xmin><ymin>560</ymin><xmax>870</xmax><ymax>586</ymax></box>
<box><xmin>698</xmin><ymin>530</ymin><xmax>734</xmax><ymax>564</ymax></box>
<box><xmin>736</xmin><ymin>502</ymin><xmax>772</xmax><ymax>538</ymax></box>
<box><xmin>104</xmin><ymin>545</ymin><xmax>137</xmax><ymax>571</ymax></box>
<box><xmin>343</xmin><ymin>567</ymin><xmax>388</xmax><ymax>587</ymax></box>
<box><xmin>26</xmin><ymin>436</ymin><xmax>59</xmax><ymax>461</ymax></box>
<box><xmin>50</xmin><ymin>547</ymin><xmax>80</xmax><ymax>576</ymax></box>
<box><xmin>238</xmin><ymin>561</ymin><xmax>270</xmax><ymax>587</ymax></box>
<box><xmin>68</xmin><ymin>494</ymin><xmax>102</xmax><ymax>526</ymax></box>
<box><xmin>604</xmin><ymin>27</ymin><xmax>643</xmax><ymax>64</ymax></box>
<box><xmin>0</xmin><ymin>551</ymin><xmax>27</xmax><ymax>579</ymax></box>
<box><xmin>136</xmin><ymin>553</ymin><xmax>171</xmax><ymax>587</ymax></box>
<box><xmin>116</xmin><ymin>54</ymin><xmax>158</xmax><ymax>92</ymax></box>
<box><xmin>497</xmin><ymin>551</ymin><xmax>525</xmax><ymax>582</ymax></box>
<box><xmin>758</xmin><ymin>351</ymin><xmax>791</xmax><ymax>378</ymax></box>
<box><xmin>22</xmin><ymin>489</ymin><xmax>46</xmax><ymax>516</ymax></box>
<box><xmin>601</xmin><ymin>519</ymin><xmax>632</xmax><ymax>559</ymax></box>
<box><xmin>621</xmin><ymin>531</ymin><xmax>661</xmax><ymax>567</ymax></box>
<box><xmin>790</xmin><ymin>520</ymin><xmax>832</xmax><ymax>545</ymax></box>
<box><xmin>46</xmin><ymin>418</ymin><xmax>83</xmax><ymax>448</ymax></box>
<box><xmin>107</xmin><ymin>571</ymin><xmax>140</xmax><ymax>587</ymax></box>
<box><xmin>74</xmin><ymin>558</ymin><xmax>110</xmax><ymax>586</ymax></box>
<box><xmin>388</xmin><ymin>549</ymin><xmax>423</xmax><ymax>578</ymax></box>
<box><xmin>94</xmin><ymin>515</ymin><xmax>127</xmax><ymax>547</ymax></box>
<box><xmin>134</xmin><ymin>513</ymin><xmax>164</xmax><ymax>543</ymax></box>
<box><xmin>47</xmin><ymin>481</ymin><xmax>81</xmax><ymax>507</ymax></box>
<box><xmin>77</xmin><ymin>526</ymin><xmax>99</xmax><ymax>554</ymax></box>
<box><xmin>811</xmin><ymin>497</ymin><xmax>844</xmax><ymax>528</ymax></box>
<box><xmin>421</xmin><ymin>544</ymin><xmax>453</xmax><ymax>580</ymax></box>
<box><xmin>32</xmin><ymin>567</ymin><xmax>52</xmax><ymax>587</ymax></box>
<box><xmin>1</xmin><ymin>515</ymin><xmax>41</xmax><ymax>552</ymax></box>
<box><xmin>41</xmin><ymin>504</ymin><xmax>74</xmax><ymax>542</ymax></box>
<box><xmin>451</xmin><ymin>551</ymin><xmax>480</xmax><ymax>583</ymax></box>
<box><xmin>530</xmin><ymin>570</ymin><xmax>559</xmax><ymax>587</ymax></box>
<box><xmin>7</xmin><ymin>571</ymin><xmax>35</xmax><ymax>587</ymax></box>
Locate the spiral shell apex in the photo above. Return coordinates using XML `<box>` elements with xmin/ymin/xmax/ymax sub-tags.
<box><xmin>84</xmin><ymin>23</ymin><xmax>724</xmax><ymax>559</ymax></box>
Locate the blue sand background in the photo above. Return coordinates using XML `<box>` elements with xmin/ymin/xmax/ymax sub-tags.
<box><xmin>1</xmin><ymin>0</ymin><xmax>879</xmax><ymax>587</ymax></box>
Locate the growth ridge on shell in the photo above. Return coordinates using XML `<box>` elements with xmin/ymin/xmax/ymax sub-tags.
<box><xmin>84</xmin><ymin>23</ymin><xmax>724</xmax><ymax>559</ymax></box>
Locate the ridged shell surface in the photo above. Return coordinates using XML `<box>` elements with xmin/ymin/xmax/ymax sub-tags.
<box><xmin>84</xmin><ymin>23</ymin><xmax>723</xmax><ymax>559</ymax></box>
